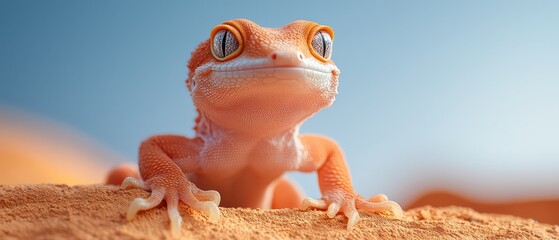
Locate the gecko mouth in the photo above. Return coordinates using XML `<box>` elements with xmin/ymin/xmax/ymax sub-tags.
<box><xmin>213</xmin><ymin>66</ymin><xmax>330</xmax><ymax>73</ymax></box>
<box><xmin>212</xmin><ymin>67</ymin><xmax>333</xmax><ymax>82</ymax></box>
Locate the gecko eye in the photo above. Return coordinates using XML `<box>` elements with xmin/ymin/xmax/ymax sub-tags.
<box><xmin>310</xmin><ymin>29</ymin><xmax>333</xmax><ymax>61</ymax></box>
<box><xmin>210</xmin><ymin>26</ymin><xmax>242</xmax><ymax>61</ymax></box>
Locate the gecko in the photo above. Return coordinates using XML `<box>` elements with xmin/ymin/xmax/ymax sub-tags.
<box><xmin>109</xmin><ymin>19</ymin><xmax>403</xmax><ymax>235</ymax></box>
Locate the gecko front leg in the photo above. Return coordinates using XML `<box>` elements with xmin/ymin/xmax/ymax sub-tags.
<box><xmin>121</xmin><ymin>135</ymin><xmax>220</xmax><ymax>235</ymax></box>
<box><xmin>298</xmin><ymin>134</ymin><xmax>403</xmax><ymax>229</ymax></box>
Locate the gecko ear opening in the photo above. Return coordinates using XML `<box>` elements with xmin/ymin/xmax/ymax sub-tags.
<box><xmin>308</xmin><ymin>25</ymin><xmax>334</xmax><ymax>62</ymax></box>
<box><xmin>210</xmin><ymin>24</ymin><xmax>243</xmax><ymax>61</ymax></box>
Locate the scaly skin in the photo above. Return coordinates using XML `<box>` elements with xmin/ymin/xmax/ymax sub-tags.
<box><xmin>118</xmin><ymin>19</ymin><xmax>403</xmax><ymax>235</ymax></box>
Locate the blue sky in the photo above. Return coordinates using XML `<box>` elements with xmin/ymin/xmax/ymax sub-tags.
<box><xmin>1</xmin><ymin>1</ymin><xmax>558</xmax><ymax>202</ymax></box>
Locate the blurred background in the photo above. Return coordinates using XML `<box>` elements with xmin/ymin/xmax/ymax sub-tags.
<box><xmin>1</xmin><ymin>1</ymin><xmax>558</xmax><ymax>223</ymax></box>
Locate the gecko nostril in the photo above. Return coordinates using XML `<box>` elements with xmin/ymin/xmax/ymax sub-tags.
<box><xmin>297</xmin><ymin>52</ymin><xmax>304</xmax><ymax>60</ymax></box>
<box><xmin>271</xmin><ymin>53</ymin><xmax>277</xmax><ymax>60</ymax></box>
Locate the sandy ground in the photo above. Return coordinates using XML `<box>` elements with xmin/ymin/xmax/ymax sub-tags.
<box><xmin>0</xmin><ymin>185</ymin><xmax>557</xmax><ymax>240</ymax></box>
<box><xmin>407</xmin><ymin>191</ymin><xmax>559</xmax><ymax>225</ymax></box>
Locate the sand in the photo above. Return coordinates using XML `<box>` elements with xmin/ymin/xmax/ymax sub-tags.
<box><xmin>0</xmin><ymin>185</ymin><xmax>557</xmax><ymax>240</ymax></box>
<box><xmin>407</xmin><ymin>191</ymin><xmax>559</xmax><ymax>226</ymax></box>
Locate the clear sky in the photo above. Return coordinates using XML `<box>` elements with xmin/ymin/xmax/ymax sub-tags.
<box><xmin>1</xmin><ymin>1</ymin><xmax>558</xmax><ymax>203</ymax></box>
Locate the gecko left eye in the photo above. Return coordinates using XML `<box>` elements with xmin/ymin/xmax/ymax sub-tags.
<box><xmin>310</xmin><ymin>30</ymin><xmax>333</xmax><ymax>61</ymax></box>
<box><xmin>210</xmin><ymin>26</ymin><xmax>242</xmax><ymax>61</ymax></box>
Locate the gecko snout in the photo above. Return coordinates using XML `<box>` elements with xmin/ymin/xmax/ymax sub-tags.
<box><xmin>270</xmin><ymin>50</ymin><xmax>304</xmax><ymax>66</ymax></box>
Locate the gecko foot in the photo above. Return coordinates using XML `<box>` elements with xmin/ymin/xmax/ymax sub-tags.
<box><xmin>121</xmin><ymin>176</ymin><xmax>221</xmax><ymax>235</ymax></box>
<box><xmin>300</xmin><ymin>191</ymin><xmax>403</xmax><ymax>230</ymax></box>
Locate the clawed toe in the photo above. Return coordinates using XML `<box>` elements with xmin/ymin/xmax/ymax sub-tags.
<box><xmin>356</xmin><ymin>198</ymin><xmax>403</xmax><ymax>218</ymax></box>
<box><xmin>193</xmin><ymin>189</ymin><xmax>221</xmax><ymax>206</ymax></box>
<box><xmin>300</xmin><ymin>196</ymin><xmax>361</xmax><ymax>230</ymax></box>
<box><xmin>193</xmin><ymin>201</ymin><xmax>220</xmax><ymax>223</ymax></box>
<box><xmin>121</xmin><ymin>177</ymin><xmax>149</xmax><ymax>190</ymax></box>
<box><xmin>127</xmin><ymin>188</ymin><xmax>165</xmax><ymax>220</ymax></box>
<box><xmin>345</xmin><ymin>209</ymin><xmax>360</xmax><ymax>230</ymax></box>
<box><xmin>326</xmin><ymin>203</ymin><xmax>341</xmax><ymax>218</ymax></box>
<box><xmin>167</xmin><ymin>202</ymin><xmax>182</xmax><ymax>236</ymax></box>
<box><xmin>179</xmin><ymin>187</ymin><xmax>221</xmax><ymax>223</ymax></box>
<box><xmin>300</xmin><ymin>197</ymin><xmax>327</xmax><ymax>210</ymax></box>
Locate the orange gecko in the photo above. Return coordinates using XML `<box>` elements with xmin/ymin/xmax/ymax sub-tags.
<box><xmin>109</xmin><ymin>19</ymin><xmax>403</xmax><ymax>234</ymax></box>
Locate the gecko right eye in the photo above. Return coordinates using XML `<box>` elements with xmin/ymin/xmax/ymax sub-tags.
<box><xmin>308</xmin><ymin>25</ymin><xmax>335</xmax><ymax>62</ymax></box>
<box><xmin>210</xmin><ymin>25</ymin><xmax>243</xmax><ymax>61</ymax></box>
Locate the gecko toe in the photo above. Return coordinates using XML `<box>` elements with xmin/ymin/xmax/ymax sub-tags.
<box><xmin>121</xmin><ymin>177</ymin><xmax>149</xmax><ymax>190</ymax></box>
<box><xmin>343</xmin><ymin>201</ymin><xmax>359</xmax><ymax>230</ymax></box>
<box><xmin>194</xmin><ymin>189</ymin><xmax>221</xmax><ymax>206</ymax></box>
<box><xmin>168</xmin><ymin>204</ymin><xmax>182</xmax><ymax>236</ymax></box>
<box><xmin>191</xmin><ymin>201</ymin><xmax>220</xmax><ymax>223</ymax></box>
<box><xmin>127</xmin><ymin>198</ymin><xmax>144</xmax><ymax>221</ymax></box>
<box><xmin>326</xmin><ymin>203</ymin><xmax>340</xmax><ymax>218</ymax></box>
<box><xmin>346</xmin><ymin>211</ymin><xmax>360</xmax><ymax>230</ymax></box>
<box><xmin>126</xmin><ymin>188</ymin><xmax>165</xmax><ymax>221</ymax></box>
<box><xmin>356</xmin><ymin>198</ymin><xmax>403</xmax><ymax>219</ymax></box>
<box><xmin>194</xmin><ymin>201</ymin><xmax>220</xmax><ymax>223</ymax></box>
<box><xmin>300</xmin><ymin>197</ymin><xmax>327</xmax><ymax>210</ymax></box>
<box><xmin>180</xmin><ymin>188</ymin><xmax>222</xmax><ymax>223</ymax></box>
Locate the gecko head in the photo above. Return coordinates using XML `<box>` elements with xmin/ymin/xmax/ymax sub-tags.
<box><xmin>186</xmin><ymin>19</ymin><xmax>340</xmax><ymax>133</ymax></box>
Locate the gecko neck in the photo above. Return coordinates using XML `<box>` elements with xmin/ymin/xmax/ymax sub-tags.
<box><xmin>194</xmin><ymin>111</ymin><xmax>305</xmax><ymax>139</ymax></box>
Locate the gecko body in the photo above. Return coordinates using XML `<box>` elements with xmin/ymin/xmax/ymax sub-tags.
<box><xmin>115</xmin><ymin>19</ymin><xmax>402</xmax><ymax>235</ymax></box>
